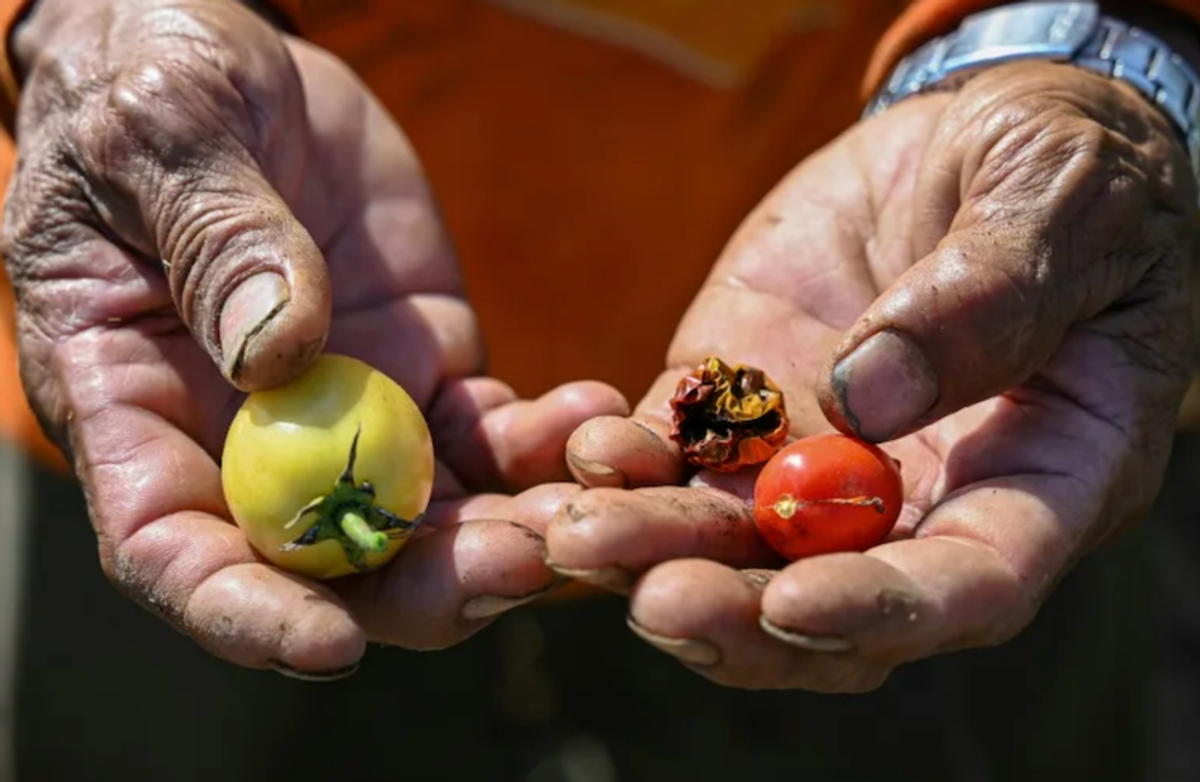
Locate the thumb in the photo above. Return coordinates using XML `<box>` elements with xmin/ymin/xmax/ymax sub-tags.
<box><xmin>171</xmin><ymin>184</ymin><xmax>332</xmax><ymax>392</ymax></box>
<box><xmin>815</xmin><ymin>226</ymin><xmax>1069</xmax><ymax>442</ymax></box>
<box><xmin>80</xmin><ymin>57</ymin><xmax>332</xmax><ymax>392</ymax></box>
<box><xmin>818</xmin><ymin>98</ymin><xmax>1190</xmax><ymax>442</ymax></box>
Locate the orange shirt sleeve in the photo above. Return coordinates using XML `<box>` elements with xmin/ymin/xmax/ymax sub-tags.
<box><xmin>0</xmin><ymin>0</ymin><xmax>32</xmax><ymax>134</ymax></box>
<box><xmin>0</xmin><ymin>0</ymin><xmax>59</xmax><ymax>471</ymax></box>
<box><xmin>0</xmin><ymin>145</ymin><xmax>65</xmax><ymax>472</ymax></box>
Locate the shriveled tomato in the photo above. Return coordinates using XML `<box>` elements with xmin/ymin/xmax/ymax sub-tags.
<box><xmin>752</xmin><ymin>434</ymin><xmax>902</xmax><ymax>561</ymax></box>
<box><xmin>668</xmin><ymin>356</ymin><xmax>789</xmax><ymax>472</ymax></box>
<box><xmin>221</xmin><ymin>354</ymin><xmax>435</xmax><ymax>580</ymax></box>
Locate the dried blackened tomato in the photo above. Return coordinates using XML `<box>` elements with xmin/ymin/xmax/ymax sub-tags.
<box><xmin>669</xmin><ymin>356</ymin><xmax>789</xmax><ymax>472</ymax></box>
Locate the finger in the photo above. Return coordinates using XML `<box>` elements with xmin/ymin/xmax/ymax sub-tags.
<box><xmin>543</xmin><ymin>486</ymin><xmax>781</xmax><ymax>593</ymax></box>
<box><xmin>343</xmin><ymin>519</ymin><xmax>563</xmax><ymax>649</ymax></box>
<box><xmin>627</xmin><ymin>559</ymin><xmax>887</xmax><ymax>693</ymax></box>
<box><xmin>59</xmin><ymin>334</ymin><xmax>365</xmax><ymax>675</ymax></box>
<box><xmin>145</xmin><ymin>526</ymin><xmax>366</xmax><ymax>679</ymax></box>
<box><xmin>563</xmin><ymin>370</ymin><xmax>684</xmax><ymax>489</ymax></box>
<box><xmin>75</xmin><ymin>53</ymin><xmax>331</xmax><ymax>391</ymax></box>
<box><xmin>423</xmin><ymin>482</ymin><xmax>583</xmax><ymax>536</ymax></box>
<box><xmin>759</xmin><ymin>475</ymin><xmax>1086</xmax><ymax>666</ymax></box>
<box><xmin>818</xmin><ymin>68</ymin><xmax>1195</xmax><ymax>442</ymax></box>
<box><xmin>429</xmin><ymin>379</ymin><xmax>630</xmax><ymax>493</ymax></box>
<box><xmin>565</xmin><ymin>413</ymin><xmax>682</xmax><ymax>490</ymax></box>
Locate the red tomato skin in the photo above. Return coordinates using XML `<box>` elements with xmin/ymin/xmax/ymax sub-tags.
<box><xmin>752</xmin><ymin>434</ymin><xmax>903</xmax><ymax>561</ymax></box>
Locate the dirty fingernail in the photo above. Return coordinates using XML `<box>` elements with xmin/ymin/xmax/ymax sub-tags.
<box><xmin>740</xmin><ymin>569</ymin><xmax>779</xmax><ymax>588</ymax></box>
<box><xmin>461</xmin><ymin>580</ymin><xmax>565</xmax><ymax>621</ymax></box>
<box><xmin>566</xmin><ymin>453</ymin><xmax>627</xmax><ymax>488</ymax></box>
<box><xmin>544</xmin><ymin>558</ymin><xmax>637</xmax><ymax>594</ymax></box>
<box><xmin>220</xmin><ymin>272</ymin><xmax>289</xmax><ymax>379</ymax></box>
<box><xmin>627</xmin><ymin>615</ymin><xmax>721</xmax><ymax>666</ymax></box>
<box><xmin>760</xmin><ymin>616</ymin><xmax>855</xmax><ymax>652</ymax></box>
<box><xmin>269</xmin><ymin>659</ymin><xmax>361</xmax><ymax>682</ymax></box>
<box><xmin>831</xmin><ymin>329</ymin><xmax>938</xmax><ymax>442</ymax></box>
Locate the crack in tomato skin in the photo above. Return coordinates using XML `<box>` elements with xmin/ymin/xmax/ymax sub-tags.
<box><xmin>753</xmin><ymin>434</ymin><xmax>903</xmax><ymax>561</ymax></box>
<box><xmin>772</xmin><ymin>494</ymin><xmax>886</xmax><ymax>520</ymax></box>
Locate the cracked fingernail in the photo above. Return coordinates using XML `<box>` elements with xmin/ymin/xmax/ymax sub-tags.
<box><xmin>220</xmin><ymin>272</ymin><xmax>289</xmax><ymax>379</ymax></box>
<box><xmin>626</xmin><ymin>615</ymin><xmax>721</xmax><ymax>667</ymax></box>
<box><xmin>269</xmin><ymin>659</ymin><xmax>361</xmax><ymax>682</ymax></box>
<box><xmin>543</xmin><ymin>557</ymin><xmax>636</xmax><ymax>594</ymax></box>
<box><xmin>566</xmin><ymin>453</ymin><xmax>627</xmax><ymax>488</ymax></box>
<box><xmin>760</xmin><ymin>616</ymin><xmax>855</xmax><ymax>652</ymax></box>
<box><xmin>831</xmin><ymin>329</ymin><xmax>938</xmax><ymax>442</ymax></box>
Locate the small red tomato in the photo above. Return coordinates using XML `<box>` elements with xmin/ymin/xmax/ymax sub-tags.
<box><xmin>752</xmin><ymin>434</ymin><xmax>903</xmax><ymax>561</ymax></box>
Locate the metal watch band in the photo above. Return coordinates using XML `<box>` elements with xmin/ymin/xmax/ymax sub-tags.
<box><xmin>864</xmin><ymin>2</ymin><xmax>1200</xmax><ymax>182</ymax></box>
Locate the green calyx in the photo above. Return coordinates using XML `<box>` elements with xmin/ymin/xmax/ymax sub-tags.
<box><xmin>281</xmin><ymin>427</ymin><xmax>423</xmax><ymax>572</ymax></box>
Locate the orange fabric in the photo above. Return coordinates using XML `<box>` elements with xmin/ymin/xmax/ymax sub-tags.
<box><xmin>0</xmin><ymin>143</ymin><xmax>63</xmax><ymax>470</ymax></box>
<box><xmin>0</xmin><ymin>0</ymin><xmax>57</xmax><ymax>470</ymax></box>
<box><xmin>865</xmin><ymin>0</ymin><xmax>1200</xmax><ymax>97</ymax></box>
<box><xmin>479</xmin><ymin>0</ymin><xmax>839</xmax><ymax>87</ymax></box>
<box><xmin>0</xmin><ymin>0</ymin><xmax>31</xmax><ymax>132</ymax></box>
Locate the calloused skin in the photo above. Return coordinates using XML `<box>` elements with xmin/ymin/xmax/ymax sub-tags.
<box><xmin>2</xmin><ymin>0</ymin><xmax>630</xmax><ymax>677</ymax></box>
<box><xmin>550</xmin><ymin>62</ymin><xmax>1199</xmax><ymax>692</ymax></box>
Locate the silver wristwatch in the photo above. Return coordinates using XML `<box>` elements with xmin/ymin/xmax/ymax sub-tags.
<box><xmin>864</xmin><ymin>2</ymin><xmax>1200</xmax><ymax>182</ymax></box>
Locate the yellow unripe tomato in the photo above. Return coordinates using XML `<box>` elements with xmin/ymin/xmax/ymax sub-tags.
<box><xmin>221</xmin><ymin>354</ymin><xmax>435</xmax><ymax>580</ymax></box>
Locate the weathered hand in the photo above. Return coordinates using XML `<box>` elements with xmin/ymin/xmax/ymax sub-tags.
<box><xmin>2</xmin><ymin>0</ymin><xmax>627</xmax><ymax>677</ymax></box>
<box><xmin>547</xmin><ymin>61</ymin><xmax>1197</xmax><ymax>692</ymax></box>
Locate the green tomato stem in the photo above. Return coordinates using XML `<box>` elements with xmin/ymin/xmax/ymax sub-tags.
<box><xmin>340</xmin><ymin>510</ymin><xmax>389</xmax><ymax>554</ymax></box>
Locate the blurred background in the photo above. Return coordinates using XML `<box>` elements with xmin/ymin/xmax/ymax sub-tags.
<box><xmin>2</xmin><ymin>1</ymin><xmax>1200</xmax><ymax>780</ymax></box>
<box><xmin>8</xmin><ymin>439</ymin><xmax>1200</xmax><ymax>781</ymax></box>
